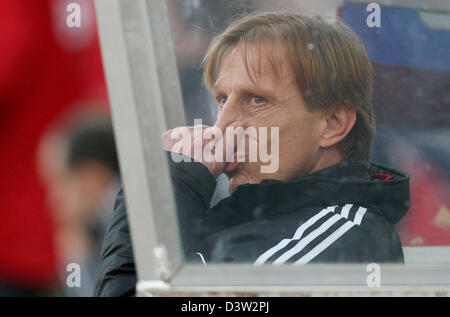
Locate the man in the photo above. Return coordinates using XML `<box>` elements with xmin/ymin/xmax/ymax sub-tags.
<box><xmin>39</xmin><ymin>113</ymin><xmax>120</xmax><ymax>296</ymax></box>
<box><xmin>94</xmin><ymin>12</ymin><xmax>410</xmax><ymax>296</ymax></box>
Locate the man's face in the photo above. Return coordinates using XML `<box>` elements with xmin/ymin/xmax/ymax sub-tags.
<box><xmin>212</xmin><ymin>43</ymin><xmax>326</xmax><ymax>192</ymax></box>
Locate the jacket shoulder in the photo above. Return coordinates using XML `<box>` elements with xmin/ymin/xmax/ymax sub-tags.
<box><xmin>94</xmin><ymin>188</ymin><xmax>137</xmax><ymax>297</ymax></box>
<box><xmin>211</xmin><ymin>204</ymin><xmax>404</xmax><ymax>265</ymax></box>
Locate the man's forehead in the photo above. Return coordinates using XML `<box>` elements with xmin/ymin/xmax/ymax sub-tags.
<box><xmin>213</xmin><ymin>42</ymin><xmax>295</xmax><ymax>89</ymax></box>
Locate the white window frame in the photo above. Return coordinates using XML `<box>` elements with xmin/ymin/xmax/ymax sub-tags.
<box><xmin>94</xmin><ymin>0</ymin><xmax>450</xmax><ymax>296</ymax></box>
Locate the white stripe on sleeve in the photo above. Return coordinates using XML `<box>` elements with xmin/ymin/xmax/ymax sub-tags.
<box><xmin>294</xmin><ymin>221</ymin><xmax>356</xmax><ymax>265</ymax></box>
<box><xmin>254</xmin><ymin>206</ymin><xmax>336</xmax><ymax>265</ymax></box>
<box><xmin>272</xmin><ymin>213</ymin><xmax>343</xmax><ymax>265</ymax></box>
<box><xmin>353</xmin><ymin>206</ymin><xmax>367</xmax><ymax>225</ymax></box>
<box><xmin>340</xmin><ymin>204</ymin><xmax>353</xmax><ymax>219</ymax></box>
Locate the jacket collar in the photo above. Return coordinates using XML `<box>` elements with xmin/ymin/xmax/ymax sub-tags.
<box><xmin>220</xmin><ymin>160</ymin><xmax>410</xmax><ymax>225</ymax></box>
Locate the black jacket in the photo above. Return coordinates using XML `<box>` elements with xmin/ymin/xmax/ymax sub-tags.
<box><xmin>94</xmin><ymin>153</ymin><xmax>410</xmax><ymax>296</ymax></box>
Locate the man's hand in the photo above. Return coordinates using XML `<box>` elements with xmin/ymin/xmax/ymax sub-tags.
<box><xmin>162</xmin><ymin>125</ymin><xmax>229</xmax><ymax>178</ymax></box>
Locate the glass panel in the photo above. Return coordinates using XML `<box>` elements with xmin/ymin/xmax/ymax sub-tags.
<box><xmin>164</xmin><ymin>1</ymin><xmax>450</xmax><ymax>270</ymax></box>
<box><xmin>96</xmin><ymin>0</ymin><xmax>450</xmax><ymax>296</ymax></box>
<box><xmin>340</xmin><ymin>2</ymin><xmax>450</xmax><ymax>247</ymax></box>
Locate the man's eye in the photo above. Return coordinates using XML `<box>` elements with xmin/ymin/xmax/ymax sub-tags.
<box><xmin>217</xmin><ymin>96</ymin><xmax>227</xmax><ymax>105</ymax></box>
<box><xmin>251</xmin><ymin>96</ymin><xmax>266</xmax><ymax>105</ymax></box>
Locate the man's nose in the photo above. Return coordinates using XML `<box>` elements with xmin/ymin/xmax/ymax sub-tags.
<box><xmin>214</xmin><ymin>98</ymin><xmax>243</xmax><ymax>132</ymax></box>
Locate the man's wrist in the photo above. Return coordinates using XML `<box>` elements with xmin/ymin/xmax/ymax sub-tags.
<box><xmin>166</xmin><ymin>151</ymin><xmax>218</xmax><ymax>200</ymax></box>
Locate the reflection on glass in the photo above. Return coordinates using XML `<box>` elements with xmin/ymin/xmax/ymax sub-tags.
<box><xmin>95</xmin><ymin>0</ymin><xmax>450</xmax><ymax>297</ymax></box>
<box><xmin>166</xmin><ymin>0</ymin><xmax>450</xmax><ymax>254</ymax></box>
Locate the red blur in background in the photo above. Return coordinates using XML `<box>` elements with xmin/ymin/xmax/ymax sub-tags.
<box><xmin>0</xmin><ymin>0</ymin><xmax>107</xmax><ymax>290</ymax></box>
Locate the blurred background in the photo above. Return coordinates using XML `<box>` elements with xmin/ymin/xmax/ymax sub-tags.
<box><xmin>0</xmin><ymin>0</ymin><xmax>448</xmax><ymax>296</ymax></box>
<box><xmin>0</xmin><ymin>0</ymin><xmax>113</xmax><ymax>296</ymax></box>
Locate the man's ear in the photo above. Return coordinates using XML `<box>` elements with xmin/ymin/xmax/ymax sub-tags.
<box><xmin>319</xmin><ymin>105</ymin><xmax>356</xmax><ymax>149</ymax></box>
